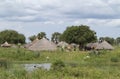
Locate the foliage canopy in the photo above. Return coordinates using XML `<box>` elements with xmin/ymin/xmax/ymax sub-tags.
<box><xmin>60</xmin><ymin>25</ymin><xmax>97</xmax><ymax>48</ymax></box>
<box><xmin>29</xmin><ymin>32</ymin><xmax>46</xmax><ymax>42</ymax></box>
<box><xmin>0</xmin><ymin>30</ymin><xmax>25</xmax><ymax>44</ymax></box>
<box><xmin>51</xmin><ymin>32</ymin><xmax>61</xmax><ymax>44</ymax></box>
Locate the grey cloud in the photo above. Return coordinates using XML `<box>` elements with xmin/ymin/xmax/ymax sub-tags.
<box><xmin>0</xmin><ymin>0</ymin><xmax>120</xmax><ymax>22</ymax></box>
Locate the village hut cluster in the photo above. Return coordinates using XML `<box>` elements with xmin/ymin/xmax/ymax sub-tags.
<box><xmin>24</xmin><ymin>38</ymin><xmax>80</xmax><ymax>51</ymax></box>
<box><xmin>0</xmin><ymin>38</ymin><xmax>114</xmax><ymax>52</ymax></box>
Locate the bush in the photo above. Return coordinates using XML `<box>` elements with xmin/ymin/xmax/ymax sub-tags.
<box><xmin>13</xmin><ymin>69</ymin><xmax>27</xmax><ymax>78</ymax></box>
<box><xmin>111</xmin><ymin>57</ymin><xmax>119</xmax><ymax>62</ymax></box>
<box><xmin>89</xmin><ymin>50</ymin><xmax>100</xmax><ymax>56</ymax></box>
<box><xmin>0</xmin><ymin>58</ymin><xmax>9</xmax><ymax>69</ymax></box>
<box><xmin>51</xmin><ymin>60</ymin><xmax>65</xmax><ymax>71</ymax></box>
<box><xmin>67</xmin><ymin>67</ymin><xmax>88</xmax><ymax>78</ymax></box>
<box><xmin>70</xmin><ymin>69</ymin><xmax>80</xmax><ymax>77</ymax></box>
<box><xmin>34</xmin><ymin>52</ymin><xmax>40</xmax><ymax>58</ymax></box>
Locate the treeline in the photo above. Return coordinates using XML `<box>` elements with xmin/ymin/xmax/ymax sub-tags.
<box><xmin>99</xmin><ymin>37</ymin><xmax>120</xmax><ymax>45</ymax></box>
<box><xmin>29</xmin><ymin>25</ymin><xmax>97</xmax><ymax>48</ymax></box>
<box><xmin>0</xmin><ymin>30</ymin><xmax>25</xmax><ymax>44</ymax></box>
<box><xmin>0</xmin><ymin>25</ymin><xmax>120</xmax><ymax>46</ymax></box>
<box><xmin>29</xmin><ymin>25</ymin><xmax>120</xmax><ymax>47</ymax></box>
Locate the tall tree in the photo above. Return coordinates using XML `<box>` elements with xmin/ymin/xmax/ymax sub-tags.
<box><xmin>29</xmin><ymin>35</ymin><xmax>37</xmax><ymax>42</ymax></box>
<box><xmin>99</xmin><ymin>37</ymin><xmax>115</xmax><ymax>45</ymax></box>
<box><xmin>37</xmin><ymin>32</ymin><xmax>46</xmax><ymax>39</ymax></box>
<box><xmin>61</xmin><ymin>25</ymin><xmax>97</xmax><ymax>48</ymax></box>
<box><xmin>29</xmin><ymin>32</ymin><xmax>47</xmax><ymax>42</ymax></box>
<box><xmin>0</xmin><ymin>30</ymin><xmax>25</xmax><ymax>44</ymax></box>
<box><xmin>116</xmin><ymin>37</ymin><xmax>120</xmax><ymax>45</ymax></box>
<box><xmin>51</xmin><ymin>32</ymin><xmax>61</xmax><ymax>44</ymax></box>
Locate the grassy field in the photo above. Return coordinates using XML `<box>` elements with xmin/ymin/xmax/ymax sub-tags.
<box><xmin>0</xmin><ymin>47</ymin><xmax>120</xmax><ymax>79</ymax></box>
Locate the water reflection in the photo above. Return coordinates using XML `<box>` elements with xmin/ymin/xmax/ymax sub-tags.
<box><xmin>24</xmin><ymin>63</ymin><xmax>51</xmax><ymax>72</ymax></box>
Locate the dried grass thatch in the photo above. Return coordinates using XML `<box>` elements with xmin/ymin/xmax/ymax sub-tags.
<box><xmin>28</xmin><ymin>38</ymin><xmax>57</xmax><ymax>51</ymax></box>
<box><xmin>1</xmin><ymin>41</ymin><xmax>11</xmax><ymax>47</ymax></box>
<box><xmin>86</xmin><ymin>41</ymin><xmax>114</xmax><ymax>50</ymax></box>
<box><xmin>95</xmin><ymin>41</ymin><xmax>114</xmax><ymax>50</ymax></box>
<box><xmin>57</xmin><ymin>41</ymin><xmax>69</xmax><ymax>47</ymax></box>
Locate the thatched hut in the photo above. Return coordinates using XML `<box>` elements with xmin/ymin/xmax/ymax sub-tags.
<box><xmin>86</xmin><ymin>41</ymin><xmax>114</xmax><ymax>50</ymax></box>
<box><xmin>1</xmin><ymin>41</ymin><xmax>11</xmax><ymax>47</ymax></box>
<box><xmin>28</xmin><ymin>38</ymin><xmax>57</xmax><ymax>51</ymax></box>
<box><xmin>57</xmin><ymin>41</ymin><xmax>68</xmax><ymax>48</ymax></box>
<box><xmin>95</xmin><ymin>41</ymin><xmax>114</xmax><ymax>50</ymax></box>
<box><xmin>86</xmin><ymin>43</ymin><xmax>99</xmax><ymax>50</ymax></box>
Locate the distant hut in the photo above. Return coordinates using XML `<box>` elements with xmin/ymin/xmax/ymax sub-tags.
<box><xmin>86</xmin><ymin>41</ymin><xmax>114</xmax><ymax>50</ymax></box>
<box><xmin>57</xmin><ymin>41</ymin><xmax>69</xmax><ymax>51</ymax></box>
<box><xmin>28</xmin><ymin>38</ymin><xmax>57</xmax><ymax>51</ymax></box>
<box><xmin>70</xmin><ymin>43</ymin><xmax>79</xmax><ymax>51</ymax></box>
<box><xmin>24</xmin><ymin>38</ymin><xmax>39</xmax><ymax>48</ymax></box>
<box><xmin>24</xmin><ymin>42</ymin><xmax>32</xmax><ymax>48</ymax></box>
<box><xmin>1</xmin><ymin>41</ymin><xmax>11</xmax><ymax>47</ymax></box>
<box><xmin>95</xmin><ymin>41</ymin><xmax>114</xmax><ymax>50</ymax></box>
<box><xmin>57</xmin><ymin>41</ymin><xmax>68</xmax><ymax>48</ymax></box>
<box><xmin>86</xmin><ymin>43</ymin><xmax>98</xmax><ymax>50</ymax></box>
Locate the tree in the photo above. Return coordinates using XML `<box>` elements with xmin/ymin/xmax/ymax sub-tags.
<box><xmin>116</xmin><ymin>37</ymin><xmax>120</xmax><ymax>45</ymax></box>
<box><xmin>51</xmin><ymin>32</ymin><xmax>61</xmax><ymax>44</ymax></box>
<box><xmin>18</xmin><ymin>34</ymin><xmax>26</xmax><ymax>44</ymax></box>
<box><xmin>60</xmin><ymin>25</ymin><xmax>97</xmax><ymax>49</ymax></box>
<box><xmin>29</xmin><ymin>35</ymin><xmax>37</xmax><ymax>42</ymax></box>
<box><xmin>37</xmin><ymin>32</ymin><xmax>46</xmax><ymax>39</ymax></box>
<box><xmin>0</xmin><ymin>30</ymin><xmax>25</xmax><ymax>44</ymax></box>
<box><xmin>99</xmin><ymin>37</ymin><xmax>115</xmax><ymax>45</ymax></box>
<box><xmin>29</xmin><ymin>32</ymin><xmax>47</xmax><ymax>42</ymax></box>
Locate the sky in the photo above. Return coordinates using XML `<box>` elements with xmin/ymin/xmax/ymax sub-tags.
<box><xmin>0</xmin><ymin>0</ymin><xmax>120</xmax><ymax>42</ymax></box>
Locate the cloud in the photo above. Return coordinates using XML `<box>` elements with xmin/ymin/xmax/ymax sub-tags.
<box><xmin>0</xmin><ymin>0</ymin><xmax>120</xmax><ymax>41</ymax></box>
<box><xmin>0</xmin><ymin>0</ymin><xmax>120</xmax><ymax>22</ymax></box>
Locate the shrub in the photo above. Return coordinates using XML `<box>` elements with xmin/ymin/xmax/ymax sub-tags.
<box><xmin>111</xmin><ymin>57</ymin><xmax>119</xmax><ymax>62</ymax></box>
<box><xmin>34</xmin><ymin>52</ymin><xmax>40</xmax><ymax>58</ymax></box>
<box><xmin>70</xmin><ymin>69</ymin><xmax>80</xmax><ymax>77</ymax></box>
<box><xmin>51</xmin><ymin>60</ymin><xmax>65</xmax><ymax>71</ymax></box>
<box><xmin>67</xmin><ymin>67</ymin><xmax>88</xmax><ymax>78</ymax></box>
<box><xmin>0</xmin><ymin>58</ymin><xmax>9</xmax><ymax>69</ymax></box>
<box><xmin>13</xmin><ymin>68</ymin><xmax>27</xmax><ymax>78</ymax></box>
<box><xmin>89</xmin><ymin>50</ymin><xmax>100</xmax><ymax>56</ymax></box>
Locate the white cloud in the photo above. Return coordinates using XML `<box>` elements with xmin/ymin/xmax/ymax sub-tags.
<box><xmin>0</xmin><ymin>0</ymin><xmax>120</xmax><ymax>41</ymax></box>
<box><xmin>0</xmin><ymin>0</ymin><xmax>119</xmax><ymax>22</ymax></box>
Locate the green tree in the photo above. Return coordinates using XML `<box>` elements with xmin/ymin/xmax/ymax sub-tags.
<box><xmin>18</xmin><ymin>34</ymin><xmax>26</xmax><ymax>44</ymax></box>
<box><xmin>0</xmin><ymin>30</ymin><xmax>25</xmax><ymax>44</ymax></box>
<box><xmin>61</xmin><ymin>25</ymin><xmax>97</xmax><ymax>49</ymax></box>
<box><xmin>51</xmin><ymin>32</ymin><xmax>61</xmax><ymax>44</ymax></box>
<box><xmin>99</xmin><ymin>37</ymin><xmax>115</xmax><ymax>45</ymax></box>
<box><xmin>29</xmin><ymin>35</ymin><xmax>37</xmax><ymax>42</ymax></box>
<box><xmin>37</xmin><ymin>32</ymin><xmax>46</xmax><ymax>39</ymax></box>
<box><xmin>116</xmin><ymin>37</ymin><xmax>120</xmax><ymax>46</ymax></box>
<box><xmin>29</xmin><ymin>32</ymin><xmax>47</xmax><ymax>42</ymax></box>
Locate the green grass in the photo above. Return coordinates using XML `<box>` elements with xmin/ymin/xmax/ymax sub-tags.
<box><xmin>0</xmin><ymin>47</ymin><xmax>120</xmax><ymax>79</ymax></box>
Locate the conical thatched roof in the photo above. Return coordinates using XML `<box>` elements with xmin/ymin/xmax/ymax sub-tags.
<box><xmin>95</xmin><ymin>41</ymin><xmax>114</xmax><ymax>50</ymax></box>
<box><xmin>1</xmin><ymin>41</ymin><xmax>11</xmax><ymax>47</ymax></box>
<box><xmin>86</xmin><ymin>41</ymin><xmax>114</xmax><ymax>50</ymax></box>
<box><xmin>24</xmin><ymin>38</ymin><xmax>39</xmax><ymax>48</ymax></box>
<box><xmin>28</xmin><ymin>38</ymin><xmax>57</xmax><ymax>51</ymax></box>
<box><xmin>57</xmin><ymin>41</ymin><xmax>68</xmax><ymax>47</ymax></box>
<box><xmin>24</xmin><ymin>42</ymin><xmax>32</xmax><ymax>48</ymax></box>
<box><xmin>86</xmin><ymin>42</ymin><xmax>99</xmax><ymax>49</ymax></box>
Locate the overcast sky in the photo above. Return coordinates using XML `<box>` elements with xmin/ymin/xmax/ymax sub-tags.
<box><xmin>0</xmin><ymin>0</ymin><xmax>120</xmax><ymax>42</ymax></box>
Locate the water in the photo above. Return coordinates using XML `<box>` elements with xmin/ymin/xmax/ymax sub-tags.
<box><xmin>24</xmin><ymin>63</ymin><xmax>51</xmax><ymax>72</ymax></box>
